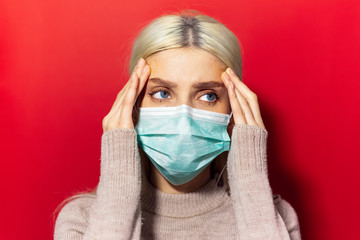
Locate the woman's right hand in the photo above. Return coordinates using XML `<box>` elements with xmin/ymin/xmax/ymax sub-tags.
<box><xmin>102</xmin><ymin>58</ymin><xmax>150</xmax><ymax>132</ymax></box>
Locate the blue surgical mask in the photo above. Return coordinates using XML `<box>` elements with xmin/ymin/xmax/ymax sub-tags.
<box><xmin>135</xmin><ymin>104</ymin><xmax>231</xmax><ymax>186</ymax></box>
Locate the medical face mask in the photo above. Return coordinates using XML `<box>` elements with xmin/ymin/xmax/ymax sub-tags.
<box><xmin>135</xmin><ymin>104</ymin><xmax>231</xmax><ymax>186</ymax></box>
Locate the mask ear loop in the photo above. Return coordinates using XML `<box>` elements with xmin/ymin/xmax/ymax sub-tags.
<box><xmin>228</xmin><ymin>112</ymin><xmax>234</xmax><ymax>127</ymax></box>
<box><xmin>215</xmin><ymin>163</ymin><xmax>227</xmax><ymax>186</ymax></box>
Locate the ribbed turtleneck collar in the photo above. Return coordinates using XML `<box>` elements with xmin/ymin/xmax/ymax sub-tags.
<box><xmin>141</xmin><ymin>175</ymin><xmax>230</xmax><ymax>218</ymax></box>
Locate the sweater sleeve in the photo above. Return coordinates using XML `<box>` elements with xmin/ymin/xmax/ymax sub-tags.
<box><xmin>274</xmin><ymin>196</ymin><xmax>302</xmax><ymax>240</ymax></box>
<box><xmin>54</xmin><ymin>128</ymin><xmax>142</xmax><ymax>240</ymax></box>
<box><xmin>227</xmin><ymin>124</ymin><xmax>301</xmax><ymax>240</ymax></box>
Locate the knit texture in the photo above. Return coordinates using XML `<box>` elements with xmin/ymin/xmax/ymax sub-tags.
<box><xmin>54</xmin><ymin>124</ymin><xmax>301</xmax><ymax>240</ymax></box>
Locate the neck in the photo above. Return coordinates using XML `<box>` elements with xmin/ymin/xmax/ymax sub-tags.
<box><xmin>149</xmin><ymin>163</ymin><xmax>212</xmax><ymax>194</ymax></box>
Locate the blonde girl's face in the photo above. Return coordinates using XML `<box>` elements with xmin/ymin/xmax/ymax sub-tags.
<box><xmin>138</xmin><ymin>47</ymin><xmax>231</xmax><ymax>115</ymax></box>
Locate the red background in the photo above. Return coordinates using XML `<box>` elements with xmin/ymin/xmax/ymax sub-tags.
<box><xmin>1</xmin><ymin>0</ymin><xmax>359</xmax><ymax>239</ymax></box>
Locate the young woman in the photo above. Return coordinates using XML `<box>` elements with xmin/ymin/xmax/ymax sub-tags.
<box><xmin>54</xmin><ymin>10</ymin><xmax>301</xmax><ymax>240</ymax></box>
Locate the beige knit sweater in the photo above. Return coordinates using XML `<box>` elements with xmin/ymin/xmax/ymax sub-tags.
<box><xmin>54</xmin><ymin>124</ymin><xmax>301</xmax><ymax>239</ymax></box>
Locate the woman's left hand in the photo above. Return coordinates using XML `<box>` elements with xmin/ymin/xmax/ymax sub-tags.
<box><xmin>221</xmin><ymin>67</ymin><xmax>266</xmax><ymax>130</ymax></box>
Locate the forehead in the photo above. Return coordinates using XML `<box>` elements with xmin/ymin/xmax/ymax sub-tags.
<box><xmin>146</xmin><ymin>48</ymin><xmax>227</xmax><ymax>83</ymax></box>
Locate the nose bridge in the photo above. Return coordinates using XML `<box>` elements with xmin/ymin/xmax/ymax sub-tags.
<box><xmin>176</xmin><ymin>85</ymin><xmax>194</xmax><ymax>108</ymax></box>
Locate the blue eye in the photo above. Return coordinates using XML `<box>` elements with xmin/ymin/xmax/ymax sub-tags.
<box><xmin>199</xmin><ymin>93</ymin><xmax>217</xmax><ymax>102</ymax></box>
<box><xmin>152</xmin><ymin>91</ymin><xmax>170</xmax><ymax>99</ymax></box>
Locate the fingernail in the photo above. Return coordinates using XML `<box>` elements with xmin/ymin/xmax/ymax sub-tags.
<box><xmin>227</xmin><ymin>68</ymin><xmax>234</xmax><ymax>75</ymax></box>
<box><xmin>142</xmin><ymin>65</ymin><xmax>149</xmax><ymax>74</ymax></box>
<box><xmin>138</xmin><ymin>58</ymin><xmax>144</xmax><ymax>66</ymax></box>
<box><xmin>223</xmin><ymin>72</ymin><xmax>230</xmax><ymax>81</ymax></box>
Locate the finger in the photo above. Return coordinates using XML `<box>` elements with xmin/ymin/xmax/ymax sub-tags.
<box><xmin>134</xmin><ymin>58</ymin><xmax>146</xmax><ymax>82</ymax></box>
<box><xmin>107</xmin><ymin>71</ymin><xmax>139</xmax><ymax>130</ymax></box>
<box><xmin>120</xmin><ymin>68</ymin><xmax>141</xmax><ymax>121</ymax></box>
<box><xmin>112</xmin><ymin>58</ymin><xmax>145</xmax><ymax>109</ymax></box>
<box><xmin>234</xmin><ymin>87</ymin><xmax>257</xmax><ymax>126</ymax></box>
<box><xmin>103</xmin><ymin>58</ymin><xmax>147</xmax><ymax>131</ymax></box>
<box><xmin>221</xmin><ymin>72</ymin><xmax>246</xmax><ymax>125</ymax></box>
<box><xmin>226</xmin><ymin>68</ymin><xmax>266</xmax><ymax>129</ymax></box>
<box><xmin>108</xmin><ymin>79</ymin><xmax>131</xmax><ymax>115</ymax></box>
<box><xmin>137</xmin><ymin>63</ymin><xmax>150</xmax><ymax>96</ymax></box>
<box><xmin>133</xmin><ymin>63</ymin><xmax>150</xmax><ymax>111</ymax></box>
<box><xmin>104</xmin><ymin>58</ymin><xmax>145</xmax><ymax>121</ymax></box>
<box><xmin>103</xmin><ymin>70</ymin><xmax>135</xmax><ymax>128</ymax></box>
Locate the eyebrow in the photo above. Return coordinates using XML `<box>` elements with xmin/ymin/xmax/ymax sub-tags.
<box><xmin>148</xmin><ymin>78</ymin><xmax>177</xmax><ymax>88</ymax></box>
<box><xmin>192</xmin><ymin>81</ymin><xmax>225</xmax><ymax>89</ymax></box>
<box><xmin>148</xmin><ymin>78</ymin><xmax>224</xmax><ymax>89</ymax></box>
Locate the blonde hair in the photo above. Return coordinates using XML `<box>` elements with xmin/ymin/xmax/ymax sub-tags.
<box><xmin>53</xmin><ymin>8</ymin><xmax>243</xmax><ymax>228</ymax></box>
<box><xmin>129</xmin><ymin>9</ymin><xmax>242</xmax><ymax>79</ymax></box>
